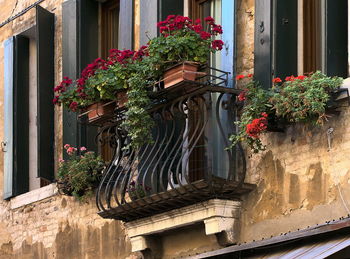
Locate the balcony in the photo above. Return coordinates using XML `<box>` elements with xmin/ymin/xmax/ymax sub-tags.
<box><xmin>95</xmin><ymin>68</ymin><xmax>255</xmax><ymax>222</ymax></box>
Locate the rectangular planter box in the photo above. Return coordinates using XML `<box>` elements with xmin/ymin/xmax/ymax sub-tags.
<box><xmin>163</xmin><ymin>62</ymin><xmax>199</xmax><ymax>88</ymax></box>
<box><xmin>86</xmin><ymin>101</ymin><xmax>115</xmax><ymax>123</ymax></box>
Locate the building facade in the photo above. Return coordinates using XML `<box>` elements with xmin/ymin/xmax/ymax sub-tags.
<box><xmin>0</xmin><ymin>0</ymin><xmax>349</xmax><ymax>258</ymax></box>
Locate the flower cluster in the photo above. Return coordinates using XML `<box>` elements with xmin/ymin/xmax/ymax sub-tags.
<box><xmin>157</xmin><ymin>15</ymin><xmax>224</xmax><ymax>50</ymax></box>
<box><xmin>246</xmin><ymin>113</ymin><xmax>268</xmax><ymax>138</ymax></box>
<box><xmin>274</xmin><ymin>75</ymin><xmax>308</xmax><ymax>83</ymax></box>
<box><xmin>58</xmin><ymin>144</ymin><xmax>105</xmax><ymax>201</ymax></box>
<box><xmin>64</xmin><ymin>144</ymin><xmax>87</xmax><ymax>156</ymax></box>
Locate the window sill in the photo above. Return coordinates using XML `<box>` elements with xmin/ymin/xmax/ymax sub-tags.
<box><xmin>10</xmin><ymin>183</ymin><xmax>58</xmax><ymax>209</ymax></box>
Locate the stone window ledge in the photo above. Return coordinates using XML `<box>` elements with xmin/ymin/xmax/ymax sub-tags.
<box><xmin>125</xmin><ymin>199</ymin><xmax>242</xmax><ymax>254</ymax></box>
<box><xmin>10</xmin><ymin>183</ymin><xmax>58</xmax><ymax>209</ymax></box>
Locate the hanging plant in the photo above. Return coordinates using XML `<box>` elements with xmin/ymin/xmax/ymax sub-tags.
<box><xmin>230</xmin><ymin>71</ymin><xmax>343</xmax><ymax>153</ymax></box>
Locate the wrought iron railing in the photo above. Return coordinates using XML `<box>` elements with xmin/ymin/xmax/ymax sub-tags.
<box><xmin>95</xmin><ymin>68</ymin><xmax>255</xmax><ymax>222</ymax></box>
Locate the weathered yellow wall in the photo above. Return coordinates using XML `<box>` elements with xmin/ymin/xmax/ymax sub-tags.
<box><xmin>236</xmin><ymin>0</ymin><xmax>350</xmax><ymax>243</ymax></box>
<box><xmin>0</xmin><ymin>0</ymin><xmax>350</xmax><ymax>258</ymax></box>
<box><xmin>0</xmin><ymin>0</ymin><xmax>135</xmax><ymax>258</ymax></box>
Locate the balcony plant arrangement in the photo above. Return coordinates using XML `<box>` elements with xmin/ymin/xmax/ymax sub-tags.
<box><xmin>53</xmin><ymin>48</ymin><xmax>147</xmax><ymax>123</ymax></box>
<box><xmin>57</xmin><ymin>144</ymin><xmax>105</xmax><ymax>201</ymax></box>
<box><xmin>149</xmin><ymin>15</ymin><xmax>224</xmax><ymax>88</ymax></box>
<box><xmin>230</xmin><ymin>71</ymin><xmax>343</xmax><ymax>153</ymax></box>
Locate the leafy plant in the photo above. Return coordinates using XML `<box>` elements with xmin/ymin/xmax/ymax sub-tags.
<box><xmin>148</xmin><ymin>15</ymin><xmax>224</xmax><ymax>70</ymax></box>
<box><xmin>57</xmin><ymin>144</ymin><xmax>105</xmax><ymax>201</ymax></box>
<box><xmin>126</xmin><ymin>180</ymin><xmax>151</xmax><ymax>200</ymax></box>
<box><xmin>230</xmin><ymin>72</ymin><xmax>343</xmax><ymax>153</ymax></box>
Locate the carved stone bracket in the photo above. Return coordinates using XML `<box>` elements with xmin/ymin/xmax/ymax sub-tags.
<box><xmin>125</xmin><ymin>199</ymin><xmax>242</xmax><ymax>258</ymax></box>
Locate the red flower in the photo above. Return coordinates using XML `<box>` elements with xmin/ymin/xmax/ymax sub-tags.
<box><xmin>246</xmin><ymin>115</ymin><xmax>268</xmax><ymax>138</ymax></box>
<box><xmin>160</xmin><ymin>26</ymin><xmax>168</xmax><ymax>33</ymax></box>
<box><xmin>69</xmin><ymin>101</ymin><xmax>78</xmax><ymax>111</ymax></box>
<box><xmin>272</xmin><ymin>77</ymin><xmax>282</xmax><ymax>83</ymax></box>
<box><xmin>52</xmin><ymin>96</ymin><xmax>59</xmax><ymax>104</ymax></box>
<box><xmin>261</xmin><ymin>112</ymin><xmax>268</xmax><ymax>118</ymax></box>
<box><xmin>296</xmin><ymin>75</ymin><xmax>307</xmax><ymax>80</ymax></box>
<box><xmin>204</xmin><ymin>16</ymin><xmax>215</xmax><ymax>24</ymax></box>
<box><xmin>238</xmin><ymin>91</ymin><xmax>246</xmax><ymax>101</ymax></box>
<box><xmin>193</xmin><ymin>24</ymin><xmax>202</xmax><ymax>33</ymax></box>
<box><xmin>212</xmin><ymin>25</ymin><xmax>223</xmax><ymax>34</ymax></box>
<box><xmin>195</xmin><ymin>18</ymin><xmax>201</xmax><ymax>24</ymax></box>
<box><xmin>236</xmin><ymin>75</ymin><xmax>245</xmax><ymax>80</ymax></box>
<box><xmin>211</xmin><ymin>40</ymin><xmax>224</xmax><ymax>50</ymax></box>
<box><xmin>247</xmin><ymin>74</ymin><xmax>253</xmax><ymax>78</ymax></box>
<box><xmin>285</xmin><ymin>76</ymin><xmax>295</xmax><ymax>81</ymax></box>
<box><xmin>166</xmin><ymin>15</ymin><xmax>176</xmax><ymax>21</ymax></box>
<box><xmin>200</xmin><ymin>31</ymin><xmax>211</xmax><ymax>40</ymax></box>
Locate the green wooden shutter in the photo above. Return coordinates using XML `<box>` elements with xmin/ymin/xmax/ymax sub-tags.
<box><xmin>79</xmin><ymin>0</ymin><xmax>99</xmax><ymax>152</ymax></box>
<box><xmin>62</xmin><ymin>0</ymin><xmax>79</xmax><ymax>155</ymax></box>
<box><xmin>36</xmin><ymin>6</ymin><xmax>55</xmax><ymax>181</ymax></box>
<box><xmin>254</xmin><ymin>0</ymin><xmax>272</xmax><ymax>88</ymax></box>
<box><xmin>326</xmin><ymin>0</ymin><xmax>348</xmax><ymax>77</ymax></box>
<box><xmin>14</xmin><ymin>35</ymin><xmax>30</xmax><ymax>194</ymax></box>
<box><xmin>274</xmin><ymin>0</ymin><xmax>298</xmax><ymax>80</ymax></box>
<box><xmin>159</xmin><ymin>0</ymin><xmax>183</xmax><ymax>21</ymax></box>
<box><xmin>119</xmin><ymin>0</ymin><xmax>134</xmax><ymax>50</ymax></box>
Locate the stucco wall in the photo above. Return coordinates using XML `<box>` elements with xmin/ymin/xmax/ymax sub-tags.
<box><xmin>0</xmin><ymin>0</ymin><xmax>350</xmax><ymax>258</ymax></box>
<box><xmin>0</xmin><ymin>0</ymin><xmax>134</xmax><ymax>258</ymax></box>
<box><xmin>236</xmin><ymin>0</ymin><xmax>350</xmax><ymax>244</ymax></box>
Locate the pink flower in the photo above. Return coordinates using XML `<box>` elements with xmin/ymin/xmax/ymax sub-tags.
<box><xmin>59</xmin><ymin>158</ymin><xmax>65</xmax><ymax>163</ymax></box>
<box><xmin>64</xmin><ymin>144</ymin><xmax>70</xmax><ymax>150</ymax></box>
<box><xmin>80</xmin><ymin>146</ymin><xmax>87</xmax><ymax>152</ymax></box>
<box><xmin>67</xmin><ymin>147</ymin><xmax>77</xmax><ymax>155</ymax></box>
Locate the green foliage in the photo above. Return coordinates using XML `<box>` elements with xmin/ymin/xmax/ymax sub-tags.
<box><xmin>230</xmin><ymin>71</ymin><xmax>343</xmax><ymax>153</ymax></box>
<box><xmin>270</xmin><ymin>71</ymin><xmax>342</xmax><ymax>124</ymax></box>
<box><xmin>148</xmin><ymin>30</ymin><xmax>212</xmax><ymax>68</ymax></box>
<box><xmin>57</xmin><ymin>145</ymin><xmax>105</xmax><ymax>201</ymax></box>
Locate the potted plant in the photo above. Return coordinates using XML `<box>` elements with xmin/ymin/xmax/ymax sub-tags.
<box><xmin>230</xmin><ymin>71</ymin><xmax>343</xmax><ymax>153</ymax></box>
<box><xmin>148</xmin><ymin>15</ymin><xmax>224</xmax><ymax>88</ymax></box>
<box><xmin>57</xmin><ymin>144</ymin><xmax>105</xmax><ymax>201</ymax></box>
<box><xmin>53</xmin><ymin>48</ymin><xmax>146</xmax><ymax>123</ymax></box>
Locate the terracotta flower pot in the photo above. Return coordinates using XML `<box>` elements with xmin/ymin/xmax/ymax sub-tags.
<box><xmin>116</xmin><ymin>90</ymin><xmax>128</xmax><ymax>108</ymax></box>
<box><xmin>163</xmin><ymin>62</ymin><xmax>199</xmax><ymax>88</ymax></box>
<box><xmin>86</xmin><ymin>101</ymin><xmax>115</xmax><ymax>123</ymax></box>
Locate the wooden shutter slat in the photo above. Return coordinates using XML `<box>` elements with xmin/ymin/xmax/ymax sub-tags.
<box><xmin>275</xmin><ymin>0</ymin><xmax>298</xmax><ymax>79</ymax></box>
<box><xmin>62</xmin><ymin>0</ymin><xmax>79</xmax><ymax>155</ymax></box>
<box><xmin>13</xmin><ymin>35</ymin><xmax>30</xmax><ymax>194</ymax></box>
<box><xmin>36</xmin><ymin>5</ymin><xmax>55</xmax><ymax>181</ymax></box>
<box><xmin>254</xmin><ymin>0</ymin><xmax>272</xmax><ymax>88</ymax></box>
<box><xmin>326</xmin><ymin>0</ymin><xmax>348</xmax><ymax>77</ymax></box>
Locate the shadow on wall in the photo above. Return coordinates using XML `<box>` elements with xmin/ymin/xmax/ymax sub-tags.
<box><xmin>0</xmin><ymin>221</ymin><xmax>136</xmax><ymax>259</ymax></box>
<box><xmin>243</xmin><ymin>151</ymin><xmax>330</xmax><ymax>224</ymax></box>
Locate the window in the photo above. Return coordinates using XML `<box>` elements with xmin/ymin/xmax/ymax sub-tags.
<box><xmin>62</xmin><ymin>0</ymin><xmax>133</xmax><ymax>161</ymax></box>
<box><xmin>255</xmin><ymin>0</ymin><xmax>348</xmax><ymax>88</ymax></box>
<box><xmin>101</xmin><ymin>0</ymin><xmax>120</xmax><ymax>59</ymax></box>
<box><xmin>3</xmin><ymin>6</ymin><xmax>55</xmax><ymax>199</ymax></box>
